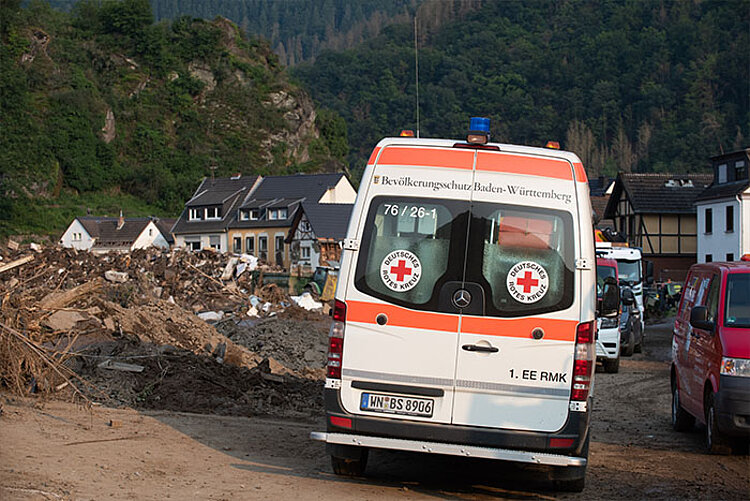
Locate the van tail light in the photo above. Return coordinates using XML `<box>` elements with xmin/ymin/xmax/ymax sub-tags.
<box><xmin>327</xmin><ymin>299</ymin><xmax>347</xmax><ymax>379</ymax></box>
<box><xmin>571</xmin><ymin>321</ymin><xmax>595</xmax><ymax>401</ymax></box>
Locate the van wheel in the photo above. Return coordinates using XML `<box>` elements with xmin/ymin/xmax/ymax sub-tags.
<box><xmin>603</xmin><ymin>357</ymin><xmax>620</xmax><ymax>373</ymax></box>
<box><xmin>633</xmin><ymin>338</ymin><xmax>643</xmax><ymax>354</ymax></box>
<box><xmin>555</xmin><ymin>476</ymin><xmax>585</xmax><ymax>492</ymax></box>
<box><xmin>705</xmin><ymin>392</ymin><xmax>732</xmax><ymax>454</ymax></box>
<box><xmin>621</xmin><ymin>330</ymin><xmax>634</xmax><ymax>357</ymax></box>
<box><xmin>553</xmin><ymin>435</ymin><xmax>588</xmax><ymax>492</ymax></box>
<box><xmin>671</xmin><ymin>382</ymin><xmax>694</xmax><ymax>431</ymax></box>
<box><xmin>331</xmin><ymin>449</ymin><xmax>369</xmax><ymax>476</ymax></box>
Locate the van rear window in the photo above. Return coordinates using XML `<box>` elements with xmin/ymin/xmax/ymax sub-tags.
<box><xmin>354</xmin><ymin>196</ymin><xmax>575</xmax><ymax>317</ymax></box>
<box><xmin>725</xmin><ymin>274</ymin><xmax>750</xmax><ymax>328</ymax></box>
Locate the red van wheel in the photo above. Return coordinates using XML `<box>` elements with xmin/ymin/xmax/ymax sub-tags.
<box><xmin>705</xmin><ymin>392</ymin><xmax>731</xmax><ymax>454</ymax></box>
<box><xmin>671</xmin><ymin>382</ymin><xmax>694</xmax><ymax>432</ymax></box>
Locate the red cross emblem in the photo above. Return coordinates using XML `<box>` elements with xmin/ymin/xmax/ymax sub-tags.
<box><xmin>390</xmin><ymin>260</ymin><xmax>412</xmax><ymax>282</ymax></box>
<box><xmin>516</xmin><ymin>271</ymin><xmax>539</xmax><ymax>293</ymax></box>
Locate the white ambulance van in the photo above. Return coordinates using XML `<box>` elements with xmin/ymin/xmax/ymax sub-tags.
<box><xmin>311</xmin><ymin>118</ymin><xmax>613</xmax><ymax>491</ymax></box>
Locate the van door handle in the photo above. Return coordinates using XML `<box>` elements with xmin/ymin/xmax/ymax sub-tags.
<box><xmin>462</xmin><ymin>344</ymin><xmax>499</xmax><ymax>353</ymax></box>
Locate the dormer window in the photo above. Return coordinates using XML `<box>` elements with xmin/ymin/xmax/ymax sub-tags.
<box><xmin>268</xmin><ymin>208</ymin><xmax>288</xmax><ymax>220</ymax></box>
<box><xmin>718</xmin><ymin>164</ymin><xmax>727</xmax><ymax>183</ymax></box>
<box><xmin>239</xmin><ymin>209</ymin><xmax>249</xmax><ymax>221</ymax></box>
<box><xmin>250</xmin><ymin>209</ymin><xmax>259</xmax><ymax>220</ymax></box>
<box><xmin>205</xmin><ymin>207</ymin><xmax>220</xmax><ymax>220</ymax></box>
<box><xmin>188</xmin><ymin>208</ymin><xmax>202</xmax><ymax>221</ymax></box>
<box><xmin>736</xmin><ymin>160</ymin><xmax>747</xmax><ymax>180</ymax></box>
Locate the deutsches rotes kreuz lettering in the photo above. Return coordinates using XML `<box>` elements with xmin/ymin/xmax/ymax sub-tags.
<box><xmin>380</xmin><ymin>250</ymin><xmax>421</xmax><ymax>292</ymax></box>
<box><xmin>374</xmin><ymin>175</ymin><xmax>572</xmax><ymax>204</ymax></box>
<box><xmin>506</xmin><ymin>261</ymin><xmax>549</xmax><ymax>304</ymax></box>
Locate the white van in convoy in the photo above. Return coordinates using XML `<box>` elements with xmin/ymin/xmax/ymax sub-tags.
<box><xmin>311</xmin><ymin>118</ymin><xmax>615</xmax><ymax>491</ymax></box>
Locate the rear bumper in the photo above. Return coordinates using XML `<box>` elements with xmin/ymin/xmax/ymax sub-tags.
<box><xmin>321</xmin><ymin>388</ymin><xmax>590</xmax><ymax>460</ymax></box>
<box><xmin>716</xmin><ymin>375</ymin><xmax>750</xmax><ymax>436</ymax></box>
<box><xmin>311</xmin><ymin>431</ymin><xmax>587</xmax><ymax>467</ymax></box>
<box><xmin>596</xmin><ymin>326</ymin><xmax>619</xmax><ymax>360</ymax></box>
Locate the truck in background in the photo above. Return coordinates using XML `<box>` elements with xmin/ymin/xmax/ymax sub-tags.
<box><xmin>596</xmin><ymin>243</ymin><xmax>645</xmax><ymax>335</ymax></box>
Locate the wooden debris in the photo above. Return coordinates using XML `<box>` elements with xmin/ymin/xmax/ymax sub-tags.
<box><xmin>97</xmin><ymin>360</ymin><xmax>145</xmax><ymax>373</ymax></box>
<box><xmin>0</xmin><ymin>255</ymin><xmax>34</xmax><ymax>274</ymax></box>
<box><xmin>38</xmin><ymin>278</ymin><xmax>103</xmax><ymax>310</ymax></box>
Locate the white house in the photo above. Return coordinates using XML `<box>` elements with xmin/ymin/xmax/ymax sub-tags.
<box><xmin>695</xmin><ymin>148</ymin><xmax>750</xmax><ymax>263</ymax></box>
<box><xmin>60</xmin><ymin>215</ymin><xmax>173</xmax><ymax>253</ymax></box>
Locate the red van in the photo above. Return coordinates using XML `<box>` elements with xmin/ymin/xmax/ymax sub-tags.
<box><xmin>671</xmin><ymin>260</ymin><xmax>750</xmax><ymax>453</ymax></box>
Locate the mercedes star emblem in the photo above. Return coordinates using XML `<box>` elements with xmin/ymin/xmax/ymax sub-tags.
<box><xmin>452</xmin><ymin>289</ymin><xmax>472</xmax><ymax>309</ymax></box>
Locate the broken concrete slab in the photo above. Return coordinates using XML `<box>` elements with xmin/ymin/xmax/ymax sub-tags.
<box><xmin>42</xmin><ymin>310</ymin><xmax>87</xmax><ymax>331</ymax></box>
<box><xmin>104</xmin><ymin>270</ymin><xmax>129</xmax><ymax>283</ymax></box>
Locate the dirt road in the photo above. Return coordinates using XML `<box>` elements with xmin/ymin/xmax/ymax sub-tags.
<box><xmin>1</xmin><ymin>318</ymin><xmax>748</xmax><ymax>500</ymax></box>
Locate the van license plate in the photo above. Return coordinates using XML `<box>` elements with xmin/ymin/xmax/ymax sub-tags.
<box><xmin>360</xmin><ymin>392</ymin><xmax>434</xmax><ymax>417</ymax></box>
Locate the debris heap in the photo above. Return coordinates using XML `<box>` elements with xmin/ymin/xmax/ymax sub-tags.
<box><xmin>0</xmin><ymin>243</ymin><xmax>330</xmax><ymax>418</ymax></box>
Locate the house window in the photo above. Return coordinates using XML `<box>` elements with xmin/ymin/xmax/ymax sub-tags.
<box><xmin>239</xmin><ymin>210</ymin><xmax>249</xmax><ymax>221</ymax></box>
<box><xmin>736</xmin><ymin>160</ymin><xmax>747</xmax><ymax>180</ymax></box>
<box><xmin>278</xmin><ymin>208</ymin><xmax>287</xmax><ymax>219</ymax></box>
<box><xmin>259</xmin><ymin>236</ymin><xmax>268</xmax><ymax>260</ymax></box>
<box><xmin>706</xmin><ymin>254</ymin><xmax>713</xmax><ymax>263</ymax></box>
<box><xmin>275</xmin><ymin>235</ymin><xmax>285</xmax><ymax>267</ymax></box>
<box><xmin>250</xmin><ymin>209</ymin><xmax>259</xmax><ymax>220</ymax></box>
<box><xmin>72</xmin><ymin>232</ymin><xmax>81</xmax><ymax>241</ymax></box>
<box><xmin>245</xmin><ymin>236</ymin><xmax>254</xmax><ymax>255</ymax></box>
<box><xmin>205</xmin><ymin>207</ymin><xmax>220</xmax><ymax>220</ymax></box>
<box><xmin>233</xmin><ymin>236</ymin><xmax>242</xmax><ymax>253</ymax></box>
<box><xmin>269</xmin><ymin>209</ymin><xmax>278</xmax><ymax>220</ymax></box>
<box><xmin>149</xmin><ymin>228</ymin><xmax>153</xmax><ymax>237</ymax></box>
<box><xmin>718</xmin><ymin>164</ymin><xmax>727</xmax><ymax>183</ymax></box>
<box><xmin>300</xmin><ymin>221</ymin><xmax>311</xmax><ymax>232</ymax></box>
<box><xmin>726</xmin><ymin>205</ymin><xmax>734</xmax><ymax>232</ymax></box>
<box><xmin>301</xmin><ymin>246</ymin><xmax>311</xmax><ymax>259</ymax></box>
<box><xmin>186</xmin><ymin>239</ymin><xmax>200</xmax><ymax>251</ymax></box>
<box><xmin>209</xmin><ymin>235</ymin><xmax>221</xmax><ymax>251</ymax></box>
<box><xmin>705</xmin><ymin>208</ymin><xmax>712</xmax><ymax>234</ymax></box>
<box><xmin>188</xmin><ymin>208</ymin><xmax>202</xmax><ymax>221</ymax></box>
<box><xmin>727</xmin><ymin>253</ymin><xmax>734</xmax><ymax>261</ymax></box>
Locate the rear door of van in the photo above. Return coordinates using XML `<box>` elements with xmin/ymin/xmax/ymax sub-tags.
<box><xmin>338</xmin><ymin>145</ymin><xmax>475</xmax><ymax>424</ymax></box>
<box><xmin>452</xmin><ymin>150</ymin><xmax>583</xmax><ymax>431</ymax></box>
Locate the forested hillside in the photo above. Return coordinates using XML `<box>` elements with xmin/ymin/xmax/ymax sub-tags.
<box><xmin>294</xmin><ymin>0</ymin><xmax>749</xmax><ymax>178</ymax></box>
<box><xmin>47</xmin><ymin>0</ymin><xmax>488</xmax><ymax>67</ymax></box>
<box><xmin>1</xmin><ymin>0</ymin><xmax>345</xmax><ymax>237</ymax></box>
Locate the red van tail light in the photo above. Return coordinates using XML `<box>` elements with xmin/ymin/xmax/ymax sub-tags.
<box><xmin>327</xmin><ymin>300</ymin><xmax>347</xmax><ymax>379</ymax></box>
<box><xmin>571</xmin><ymin>321</ymin><xmax>595</xmax><ymax>401</ymax></box>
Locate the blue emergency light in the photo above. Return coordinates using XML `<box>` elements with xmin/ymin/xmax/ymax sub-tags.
<box><xmin>467</xmin><ymin>117</ymin><xmax>490</xmax><ymax>144</ymax></box>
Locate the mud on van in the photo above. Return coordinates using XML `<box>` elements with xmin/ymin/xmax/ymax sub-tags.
<box><xmin>311</xmin><ymin>119</ymin><xmax>616</xmax><ymax>491</ymax></box>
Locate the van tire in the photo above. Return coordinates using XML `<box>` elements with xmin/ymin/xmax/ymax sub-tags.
<box><xmin>705</xmin><ymin>392</ymin><xmax>732</xmax><ymax>455</ymax></box>
<box><xmin>555</xmin><ymin>476</ymin><xmax>585</xmax><ymax>492</ymax></box>
<box><xmin>621</xmin><ymin>330</ymin><xmax>634</xmax><ymax>357</ymax></box>
<box><xmin>603</xmin><ymin>357</ymin><xmax>620</xmax><ymax>373</ymax></box>
<box><xmin>671</xmin><ymin>383</ymin><xmax>694</xmax><ymax>432</ymax></box>
<box><xmin>331</xmin><ymin>449</ymin><xmax>369</xmax><ymax>476</ymax></box>
<box><xmin>553</xmin><ymin>435</ymin><xmax>588</xmax><ymax>492</ymax></box>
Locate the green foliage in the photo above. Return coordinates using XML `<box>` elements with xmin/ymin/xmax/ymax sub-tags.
<box><xmin>1</xmin><ymin>1</ymin><xmax>338</xmax><ymax>238</ymax></box>
<box><xmin>294</xmin><ymin>0</ymin><xmax>749</xmax><ymax>178</ymax></box>
<box><xmin>99</xmin><ymin>0</ymin><xmax>152</xmax><ymax>37</ymax></box>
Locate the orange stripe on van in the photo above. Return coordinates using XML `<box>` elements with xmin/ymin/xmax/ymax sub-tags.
<box><xmin>476</xmin><ymin>152</ymin><xmax>574</xmax><ymax>180</ymax></box>
<box><xmin>367</xmin><ymin>147</ymin><xmax>381</xmax><ymax>165</ymax></box>
<box><xmin>573</xmin><ymin>162</ymin><xmax>588</xmax><ymax>183</ymax></box>
<box><xmin>346</xmin><ymin>301</ymin><xmax>459</xmax><ymax>332</ymax></box>
<box><xmin>461</xmin><ymin>317</ymin><xmax>578</xmax><ymax>342</ymax></box>
<box><xmin>376</xmin><ymin>147</ymin><xmax>474</xmax><ymax>170</ymax></box>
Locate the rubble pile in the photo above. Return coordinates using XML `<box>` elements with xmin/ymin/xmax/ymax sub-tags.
<box><xmin>0</xmin><ymin>243</ymin><xmax>331</xmax><ymax>418</ymax></box>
